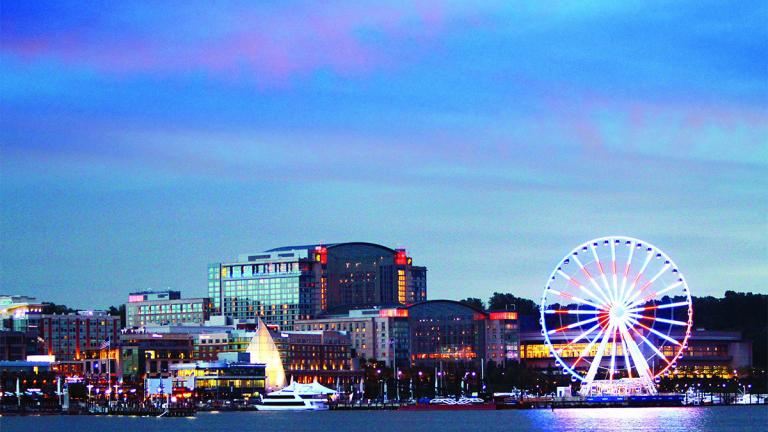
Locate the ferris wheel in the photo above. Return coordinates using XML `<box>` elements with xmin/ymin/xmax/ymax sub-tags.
<box><xmin>539</xmin><ymin>236</ymin><xmax>693</xmax><ymax>396</ymax></box>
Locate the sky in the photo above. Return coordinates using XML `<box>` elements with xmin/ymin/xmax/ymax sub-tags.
<box><xmin>1</xmin><ymin>1</ymin><xmax>766</xmax><ymax>309</ymax></box>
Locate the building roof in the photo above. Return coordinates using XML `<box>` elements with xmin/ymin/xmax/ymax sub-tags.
<box><xmin>265</xmin><ymin>244</ymin><xmax>337</xmax><ymax>252</ymax></box>
<box><xmin>407</xmin><ymin>299</ymin><xmax>488</xmax><ymax>316</ymax></box>
<box><xmin>265</xmin><ymin>242</ymin><xmax>398</xmax><ymax>254</ymax></box>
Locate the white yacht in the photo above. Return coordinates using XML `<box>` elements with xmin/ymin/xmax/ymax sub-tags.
<box><xmin>257</xmin><ymin>381</ymin><xmax>336</xmax><ymax>411</ymax></box>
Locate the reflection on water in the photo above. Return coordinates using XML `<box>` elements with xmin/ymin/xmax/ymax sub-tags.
<box><xmin>1</xmin><ymin>406</ymin><xmax>766</xmax><ymax>432</ymax></box>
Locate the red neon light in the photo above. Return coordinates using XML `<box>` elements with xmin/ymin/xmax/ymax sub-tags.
<box><xmin>489</xmin><ymin>312</ymin><xmax>518</xmax><ymax>320</ymax></box>
<box><xmin>395</xmin><ymin>249</ymin><xmax>408</xmax><ymax>266</ymax></box>
<box><xmin>314</xmin><ymin>246</ymin><xmax>327</xmax><ymax>265</ymax></box>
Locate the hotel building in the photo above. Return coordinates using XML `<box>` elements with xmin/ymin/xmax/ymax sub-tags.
<box><xmin>125</xmin><ymin>290</ymin><xmax>211</xmax><ymax>327</ymax></box>
<box><xmin>208</xmin><ymin>242</ymin><xmax>427</xmax><ymax>330</ymax></box>
<box><xmin>295</xmin><ymin>300</ymin><xmax>520</xmax><ymax>369</ymax></box>
<box><xmin>36</xmin><ymin>311</ymin><xmax>120</xmax><ymax>362</ymax></box>
<box><xmin>294</xmin><ymin>307</ymin><xmax>410</xmax><ymax>367</ymax></box>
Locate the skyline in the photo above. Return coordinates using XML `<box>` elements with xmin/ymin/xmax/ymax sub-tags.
<box><xmin>1</xmin><ymin>1</ymin><xmax>767</xmax><ymax>308</ymax></box>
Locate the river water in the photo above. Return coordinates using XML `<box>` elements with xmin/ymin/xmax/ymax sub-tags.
<box><xmin>1</xmin><ymin>406</ymin><xmax>766</xmax><ymax>432</ymax></box>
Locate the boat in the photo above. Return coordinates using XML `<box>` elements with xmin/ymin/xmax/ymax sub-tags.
<box><xmin>256</xmin><ymin>380</ymin><xmax>336</xmax><ymax>411</ymax></box>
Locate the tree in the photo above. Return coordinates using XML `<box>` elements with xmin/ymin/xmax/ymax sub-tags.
<box><xmin>487</xmin><ymin>292</ymin><xmax>539</xmax><ymax>315</ymax></box>
<box><xmin>459</xmin><ymin>297</ymin><xmax>485</xmax><ymax>310</ymax></box>
<box><xmin>41</xmin><ymin>302</ymin><xmax>77</xmax><ymax>315</ymax></box>
<box><xmin>108</xmin><ymin>304</ymin><xmax>126</xmax><ymax>328</ymax></box>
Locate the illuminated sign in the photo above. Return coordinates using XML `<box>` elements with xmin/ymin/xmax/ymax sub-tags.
<box><xmin>395</xmin><ymin>249</ymin><xmax>408</xmax><ymax>266</ymax></box>
<box><xmin>26</xmin><ymin>355</ymin><xmax>55</xmax><ymax>363</ymax></box>
<box><xmin>379</xmin><ymin>308</ymin><xmax>408</xmax><ymax>318</ymax></box>
<box><xmin>314</xmin><ymin>246</ymin><xmax>328</xmax><ymax>264</ymax></box>
<box><xmin>489</xmin><ymin>312</ymin><xmax>518</xmax><ymax>320</ymax></box>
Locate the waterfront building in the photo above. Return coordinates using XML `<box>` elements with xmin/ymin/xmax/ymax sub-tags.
<box><xmin>125</xmin><ymin>292</ymin><xmax>211</xmax><ymax>327</ymax></box>
<box><xmin>0</xmin><ymin>295</ymin><xmax>44</xmax><ymax>333</ymax></box>
<box><xmin>666</xmin><ymin>330</ymin><xmax>752</xmax><ymax>379</ymax></box>
<box><xmin>407</xmin><ymin>300</ymin><xmax>488</xmax><ymax>368</ymax></box>
<box><xmin>95</xmin><ymin>331</ymin><xmax>195</xmax><ymax>382</ymax></box>
<box><xmin>171</xmin><ymin>360</ymin><xmax>266</xmax><ymax>399</ymax></box>
<box><xmin>0</xmin><ymin>330</ymin><xmax>40</xmax><ymax>361</ymax></box>
<box><xmin>484</xmin><ymin>311</ymin><xmax>520</xmax><ymax>363</ymax></box>
<box><xmin>518</xmin><ymin>328</ymin><xmax>752</xmax><ymax>379</ymax></box>
<box><xmin>208</xmin><ymin>242</ymin><xmax>427</xmax><ymax>330</ymax></box>
<box><xmin>275</xmin><ymin>330</ymin><xmax>362</xmax><ymax>388</ymax></box>
<box><xmin>294</xmin><ymin>307</ymin><xmax>409</xmax><ymax>367</ymax></box>
<box><xmin>35</xmin><ymin>311</ymin><xmax>120</xmax><ymax>362</ymax></box>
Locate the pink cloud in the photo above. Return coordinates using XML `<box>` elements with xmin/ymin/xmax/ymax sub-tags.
<box><xmin>1</xmin><ymin>3</ymin><xmax>454</xmax><ymax>84</ymax></box>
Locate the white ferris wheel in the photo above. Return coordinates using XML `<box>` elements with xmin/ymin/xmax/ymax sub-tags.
<box><xmin>539</xmin><ymin>236</ymin><xmax>693</xmax><ymax>396</ymax></box>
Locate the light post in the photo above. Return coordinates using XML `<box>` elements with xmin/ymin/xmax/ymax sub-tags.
<box><xmin>86</xmin><ymin>384</ymin><xmax>94</xmax><ymax>407</ymax></box>
<box><xmin>418</xmin><ymin>371</ymin><xmax>423</xmax><ymax>399</ymax></box>
<box><xmin>396</xmin><ymin>370</ymin><xmax>401</xmax><ymax>402</ymax></box>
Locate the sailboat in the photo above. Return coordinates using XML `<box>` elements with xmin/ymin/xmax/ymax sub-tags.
<box><xmin>246</xmin><ymin>318</ymin><xmax>286</xmax><ymax>391</ymax></box>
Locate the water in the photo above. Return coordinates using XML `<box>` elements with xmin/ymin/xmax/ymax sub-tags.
<box><xmin>1</xmin><ymin>406</ymin><xmax>766</xmax><ymax>432</ymax></box>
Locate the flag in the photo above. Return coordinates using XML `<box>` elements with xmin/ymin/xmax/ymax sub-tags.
<box><xmin>99</xmin><ymin>338</ymin><xmax>111</xmax><ymax>349</ymax></box>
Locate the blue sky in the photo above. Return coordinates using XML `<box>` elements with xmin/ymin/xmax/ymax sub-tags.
<box><xmin>1</xmin><ymin>1</ymin><xmax>766</xmax><ymax>308</ymax></box>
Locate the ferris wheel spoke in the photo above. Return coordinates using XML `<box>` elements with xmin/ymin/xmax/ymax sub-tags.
<box><xmin>609</xmin><ymin>326</ymin><xmax>618</xmax><ymax>381</ymax></box>
<box><xmin>556</xmin><ymin>322</ymin><xmax>602</xmax><ymax>356</ymax></box>
<box><xmin>545</xmin><ymin>309</ymin><xmax>602</xmax><ymax>315</ymax></box>
<box><xmin>610</xmin><ymin>239</ymin><xmax>619</xmax><ymax>302</ymax></box>
<box><xmin>557</xmin><ymin>270</ymin><xmax>610</xmax><ymax>308</ymax></box>
<box><xmin>627</xmin><ymin>322</ymin><xmax>672</xmax><ymax>365</ymax></box>
<box><xmin>547</xmin><ymin>316</ymin><xmax>602</xmax><ymax>335</ymax></box>
<box><xmin>583</xmin><ymin>322</ymin><xmax>614</xmax><ymax>384</ymax></box>
<box><xmin>627</xmin><ymin>300</ymin><xmax>688</xmax><ymax>313</ymax></box>
<box><xmin>619</xmin><ymin>241</ymin><xmax>635</xmax><ymax>302</ymax></box>
<box><xmin>625</xmin><ymin>263</ymin><xmax>671</xmax><ymax>306</ymax></box>
<box><xmin>629</xmin><ymin>314</ymin><xmax>688</xmax><ymax>327</ymax></box>
<box><xmin>572</xmin><ymin>254</ymin><xmax>613</xmax><ymax>306</ymax></box>
<box><xmin>620</xmin><ymin>335</ymin><xmax>633</xmax><ymax>378</ymax></box>
<box><xmin>622</xmin><ymin>250</ymin><xmax>654</xmax><ymax>304</ymax></box>
<box><xmin>618</xmin><ymin>321</ymin><xmax>654</xmax><ymax>381</ymax></box>
<box><xmin>591</xmin><ymin>244</ymin><xmax>615</xmax><ymax>303</ymax></box>
<box><xmin>627</xmin><ymin>281</ymin><xmax>683</xmax><ymax>309</ymax></box>
<box><xmin>628</xmin><ymin>317</ymin><xmax>682</xmax><ymax>347</ymax></box>
<box><xmin>571</xmin><ymin>325</ymin><xmax>607</xmax><ymax>369</ymax></box>
<box><xmin>547</xmin><ymin>288</ymin><xmax>605</xmax><ymax>310</ymax></box>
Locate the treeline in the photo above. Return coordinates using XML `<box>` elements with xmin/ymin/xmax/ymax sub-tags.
<box><xmin>39</xmin><ymin>302</ymin><xmax>126</xmax><ymax>328</ymax></box>
<box><xmin>691</xmin><ymin>291</ymin><xmax>767</xmax><ymax>368</ymax></box>
<box><xmin>461</xmin><ymin>290</ymin><xmax>768</xmax><ymax>368</ymax></box>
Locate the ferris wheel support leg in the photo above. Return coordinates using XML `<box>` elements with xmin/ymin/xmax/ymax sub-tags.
<box><xmin>618</xmin><ymin>322</ymin><xmax>657</xmax><ymax>395</ymax></box>
<box><xmin>579</xmin><ymin>323</ymin><xmax>614</xmax><ymax>396</ymax></box>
